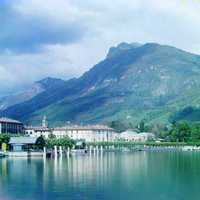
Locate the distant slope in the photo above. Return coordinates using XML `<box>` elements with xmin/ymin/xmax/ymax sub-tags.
<box><xmin>0</xmin><ymin>77</ymin><xmax>68</xmax><ymax>111</ymax></box>
<box><xmin>2</xmin><ymin>42</ymin><xmax>200</xmax><ymax>126</ymax></box>
<box><xmin>0</xmin><ymin>83</ymin><xmax>44</xmax><ymax>111</ymax></box>
<box><xmin>0</xmin><ymin>77</ymin><xmax>71</xmax><ymax>116</ymax></box>
<box><xmin>169</xmin><ymin>106</ymin><xmax>200</xmax><ymax>123</ymax></box>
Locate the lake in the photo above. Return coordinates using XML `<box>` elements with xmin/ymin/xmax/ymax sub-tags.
<box><xmin>0</xmin><ymin>151</ymin><xmax>200</xmax><ymax>200</ymax></box>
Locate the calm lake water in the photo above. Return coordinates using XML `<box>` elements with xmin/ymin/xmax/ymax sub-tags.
<box><xmin>0</xmin><ymin>151</ymin><xmax>200</xmax><ymax>200</ymax></box>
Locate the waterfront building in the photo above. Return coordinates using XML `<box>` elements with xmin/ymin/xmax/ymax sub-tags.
<box><xmin>25</xmin><ymin>115</ymin><xmax>52</xmax><ymax>138</ymax></box>
<box><xmin>9</xmin><ymin>137</ymin><xmax>39</xmax><ymax>151</ymax></box>
<box><xmin>0</xmin><ymin>117</ymin><xmax>24</xmax><ymax>134</ymax></box>
<box><xmin>25</xmin><ymin>126</ymin><xmax>52</xmax><ymax>138</ymax></box>
<box><xmin>25</xmin><ymin>122</ymin><xmax>118</xmax><ymax>142</ymax></box>
<box><xmin>119</xmin><ymin>130</ymin><xmax>155</xmax><ymax>142</ymax></box>
<box><xmin>52</xmin><ymin>124</ymin><xmax>117</xmax><ymax>142</ymax></box>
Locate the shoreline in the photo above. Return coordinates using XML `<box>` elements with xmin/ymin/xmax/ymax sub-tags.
<box><xmin>1</xmin><ymin>144</ymin><xmax>200</xmax><ymax>158</ymax></box>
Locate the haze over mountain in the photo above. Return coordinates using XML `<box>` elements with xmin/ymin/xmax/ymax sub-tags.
<box><xmin>1</xmin><ymin>42</ymin><xmax>200</xmax><ymax>126</ymax></box>
<box><xmin>0</xmin><ymin>78</ymin><xmax>67</xmax><ymax>111</ymax></box>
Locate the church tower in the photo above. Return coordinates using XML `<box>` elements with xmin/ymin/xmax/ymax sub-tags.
<box><xmin>42</xmin><ymin>115</ymin><xmax>48</xmax><ymax>128</ymax></box>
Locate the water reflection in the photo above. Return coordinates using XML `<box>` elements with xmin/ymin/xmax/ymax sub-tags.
<box><xmin>0</xmin><ymin>152</ymin><xmax>200</xmax><ymax>200</ymax></box>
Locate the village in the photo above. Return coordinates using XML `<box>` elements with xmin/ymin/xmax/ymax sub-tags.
<box><xmin>0</xmin><ymin>116</ymin><xmax>155</xmax><ymax>157</ymax></box>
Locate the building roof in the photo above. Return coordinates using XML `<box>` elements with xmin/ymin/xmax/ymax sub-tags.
<box><xmin>139</xmin><ymin>132</ymin><xmax>155</xmax><ymax>137</ymax></box>
<box><xmin>25</xmin><ymin>126</ymin><xmax>50</xmax><ymax>131</ymax></box>
<box><xmin>9</xmin><ymin>137</ymin><xmax>38</xmax><ymax>144</ymax></box>
<box><xmin>0</xmin><ymin>117</ymin><xmax>22</xmax><ymax>124</ymax></box>
<box><xmin>120</xmin><ymin>130</ymin><xmax>138</xmax><ymax>136</ymax></box>
<box><xmin>120</xmin><ymin>130</ymin><xmax>155</xmax><ymax>139</ymax></box>
<box><xmin>53</xmin><ymin>124</ymin><xmax>114</xmax><ymax>131</ymax></box>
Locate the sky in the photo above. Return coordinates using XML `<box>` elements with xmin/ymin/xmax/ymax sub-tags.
<box><xmin>0</xmin><ymin>0</ymin><xmax>200</xmax><ymax>95</ymax></box>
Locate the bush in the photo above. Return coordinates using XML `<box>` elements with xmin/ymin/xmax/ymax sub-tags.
<box><xmin>0</xmin><ymin>134</ymin><xmax>10</xmax><ymax>145</ymax></box>
<box><xmin>46</xmin><ymin>136</ymin><xmax>75</xmax><ymax>149</ymax></box>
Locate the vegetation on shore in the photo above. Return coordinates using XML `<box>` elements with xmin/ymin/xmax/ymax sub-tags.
<box><xmin>109</xmin><ymin>119</ymin><xmax>200</xmax><ymax>144</ymax></box>
<box><xmin>0</xmin><ymin>134</ymin><xmax>10</xmax><ymax>146</ymax></box>
<box><xmin>0</xmin><ymin>134</ymin><xmax>75</xmax><ymax>150</ymax></box>
<box><xmin>46</xmin><ymin>134</ymin><xmax>75</xmax><ymax>149</ymax></box>
<box><xmin>88</xmin><ymin>141</ymin><xmax>200</xmax><ymax>147</ymax></box>
<box><xmin>88</xmin><ymin>141</ymin><xmax>174</xmax><ymax>147</ymax></box>
<box><xmin>156</xmin><ymin>121</ymin><xmax>200</xmax><ymax>143</ymax></box>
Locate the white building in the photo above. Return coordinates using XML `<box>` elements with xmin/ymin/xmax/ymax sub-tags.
<box><xmin>25</xmin><ymin>121</ymin><xmax>118</xmax><ymax>142</ymax></box>
<box><xmin>25</xmin><ymin>116</ymin><xmax>52</xmax><ymax>138</ymax></box>
<box><xmin>52</xmin><ymin>125</ymin><xmax>117</xmax><ymax>142</ymax></box>
<box><xmin>25</xmin><ymin>126</ymin><xmax>52</xmax><ymax>138</ymax></box>
<box><xmin>119</xmin><ymin>130</ymin><xmax>155</xmax><ymax>142</ymax></box>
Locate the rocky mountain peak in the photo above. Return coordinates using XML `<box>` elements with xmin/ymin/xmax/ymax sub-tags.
<box><xmin>106</xmin><ymin>42</ymin><xmax>143</xmax><ymax>58</ymax></box>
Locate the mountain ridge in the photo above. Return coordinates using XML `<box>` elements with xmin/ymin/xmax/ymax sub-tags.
<box><xmin>0</xmin><ymin>77</ymin><xmax>68</xmax><ymax>111</ymax></box>
<box><xmin>1</xmin><ymin>42</ymin><xmax>200</xmax><ymax>126</ymax></box>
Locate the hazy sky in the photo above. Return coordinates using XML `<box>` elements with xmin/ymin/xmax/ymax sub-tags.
<box><xmin>1</xmin><ymin>0</ymin><xmax>200</xmax><ymax>95</ymax></box>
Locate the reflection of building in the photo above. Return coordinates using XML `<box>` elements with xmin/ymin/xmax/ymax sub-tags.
<box><xmin>0</xmin><ymin>117</ymin><xmax>24</xmax><ymax>134</ymax></box>
<box><xmin>119</xmin><ymin>130</ymin><xmax>155</xmax><ymax>142</ymax></box>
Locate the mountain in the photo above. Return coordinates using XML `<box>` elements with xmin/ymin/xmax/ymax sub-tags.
<box><xmin>1</xmin><ymin>42</ymin><xmax>200</xmax><ymax>126</ymax></box>
<box><xmin>106</xmin><ymin>42</ymin><xmax>143</xmax><ymax>58</ymax></box>
<box><xmin>0</xmin><ymin>77</ymin><xmax>67</xmax><ymax>111</ymax></box>
<box><xmin>169</xmin><ymin>106</ymin><xmax>200</xmax><ymax>123</ymax></box>
<box><xmin>0</xmin><ymin>84</ymin><xmax>43</xmax><ymax>111</ymax></box>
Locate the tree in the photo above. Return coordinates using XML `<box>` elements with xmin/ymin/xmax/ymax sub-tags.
<box><xmin>108</xmin><ymin>120</ymin><xmax>129</xmax><ymax>132</ymax></box>
<box><xmin>138</xmin><ymin>119</ymin><xmax>150</xmax><ymax>132</ymax></box>
<box><xmin>46</xmin><ymin>136</ymin><xmax>75</xmax><ymax>149</ymax></box>
<box><xmin>0</xmin><ymin>134</ymin><xmax>10</xmax><ymax>145</ymax></box>
<box><xmin>170</xmin><ymin>121</ymin><xmax>191</xmax><ymax>142</ymax></box>
<box><xmin>48</xmin><ymin>133</ymin><xmax>56</xmax><ymax>139</ymax></box>
<box><xmin>190</xmin><ymin>123</ymin><xmax>200</xmax><ymax>142</ymax></box>
<box><xmin>150</xmin><ymin>123</ymin><xmax>168</xmax><ymax>139</ymax></box>
<box><xmin>36</xmin><ymin>136</ymin><xmax>46</xmax><ymax>149</ymax></box>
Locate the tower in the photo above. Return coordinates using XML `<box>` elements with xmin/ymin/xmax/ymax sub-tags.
<box><xmin>42</xmin><ymin>115</ymin><xmax>48</xmax><ymax>128</ymax></box>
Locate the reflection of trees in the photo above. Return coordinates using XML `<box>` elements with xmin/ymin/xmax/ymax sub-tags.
<box><xmin>0</xmin><ymin>158</ymin><xmax>45</xmax><ymax>199</ymax></box>
<box><xmin>1</xmin><ymin>152</ymin><xmax>200</xmax><ymax>199</ymax></box>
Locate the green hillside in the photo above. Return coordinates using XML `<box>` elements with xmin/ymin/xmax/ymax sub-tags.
<box><xmin>169</xmin><ymin>106</ymin><xmax>200</xmax><ymax>123</ymax></box>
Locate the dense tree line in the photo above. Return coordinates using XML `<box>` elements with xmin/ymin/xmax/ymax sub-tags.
<box><xmin>157</xmin><ymin>121</ymin><xmax>200</xmax><ymax>142</ymax></box>
<box><xmin>108</xmin><ymin>119</ymin><xmax>150</xmax><ymax>133</ymax></box>
<box><xmin>109</xmin><ymin>119</ymin><xmax>200</xmax><ymax>143</ymax></box>
<box><xmin>46</xmin><ymin>134</ymin><xmax>75</xmax><ymax>149</ymax></box>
